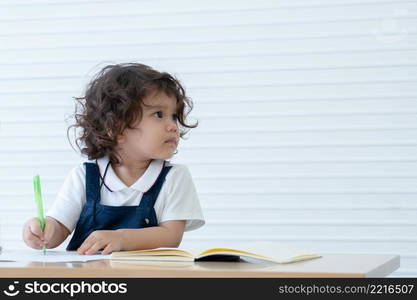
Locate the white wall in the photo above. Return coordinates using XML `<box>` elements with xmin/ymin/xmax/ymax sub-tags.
<box><xmin>0</xmin><ymin>0</ymin><xmax>416</xmax><ymax>277</ymax></box>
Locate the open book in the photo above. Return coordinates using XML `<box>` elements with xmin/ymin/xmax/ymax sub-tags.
<box><xmin>110</xmin><ymin>242</ymin><xmax>321</xmax><ymax>264</ymax></box>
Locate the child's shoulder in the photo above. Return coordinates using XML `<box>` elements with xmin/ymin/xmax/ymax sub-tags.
<box><xmin>165</xmin><ymin>161</ymin><xmax>189</xmax><ymax>170</ymax></box>
<box><xmin>164</xmin><ymin>161</ymin><xmax>194</xmax><ymax>178</ymax></box>
<box><xmin>66</xmin><ymin>159</ymin><xmax>95</xmax><ymax>177</ymax></box>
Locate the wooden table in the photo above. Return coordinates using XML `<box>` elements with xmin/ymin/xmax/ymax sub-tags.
<box><xmin>0</xmin><ymin>253</ymin><xmax>400</xmax><ymax>277</ymax></box>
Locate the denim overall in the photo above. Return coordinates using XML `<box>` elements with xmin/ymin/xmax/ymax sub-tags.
<box><xmin>66</xmin><ymin>161</ymin><xmax>172</xmax><ymax>250</ymax></box>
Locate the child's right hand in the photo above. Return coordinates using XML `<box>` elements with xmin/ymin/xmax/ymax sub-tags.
<box><xmin>22</xmin><ymin>217</ymin><xmax>56</xmax><ymax>250</ymax></box>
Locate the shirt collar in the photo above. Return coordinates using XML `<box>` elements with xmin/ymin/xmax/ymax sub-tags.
<box><xmin>96</xmin><ymin>156</ymin><xmax>164</xmax><ymax>192</ymax></box>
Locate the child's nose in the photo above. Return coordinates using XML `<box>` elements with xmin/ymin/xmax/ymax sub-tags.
<box><xmin>166</xmin><ymin>120</ymin><xmax>178</xmax><ymax>132</ymax></box>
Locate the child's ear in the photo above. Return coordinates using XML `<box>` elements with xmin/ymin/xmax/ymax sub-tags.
<box><xmin>108</xmin><ymin>129</ymin><xmax>125</xmax><ymax>143</ymax></box>
<box><xmin>116</xmin><ymin>134</ymin><xmax>125</xmax><ymax>143</ymax></box>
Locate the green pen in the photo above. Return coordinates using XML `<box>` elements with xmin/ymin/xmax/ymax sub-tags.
<box><xmin>33</xmin><ymin>175</ymin><xmax>46</xmax><ymax>255</ymax></box>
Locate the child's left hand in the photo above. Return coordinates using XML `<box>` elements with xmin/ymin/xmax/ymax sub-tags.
<box><xmin>77</xmin><ymin>230</ymin><xmax>123</xmax><ymax>255</ymax></box>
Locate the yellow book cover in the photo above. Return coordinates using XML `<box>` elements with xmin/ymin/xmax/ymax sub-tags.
<box><xmin>110</xmin><ymin>242</ymin><xmax>321</xmax><ymax>264</ymax></box>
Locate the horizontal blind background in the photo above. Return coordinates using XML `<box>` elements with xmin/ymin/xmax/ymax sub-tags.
<box><xmin>0</xmin><ymin>0</ymin><xmax>416</xmax><ymax>277</ymax></box>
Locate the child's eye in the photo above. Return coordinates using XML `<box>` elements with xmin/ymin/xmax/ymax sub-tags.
<box><xmin>172</xmin><ymin>114</ymin><xmax>178</xmax><ymax>121</ymax></box>
<box><xmin>152</xmin><ymin>111</ymin><xmax>163</xmax><ymax>118</ymax></box>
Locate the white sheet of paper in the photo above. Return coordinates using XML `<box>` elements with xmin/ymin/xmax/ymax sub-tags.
<box><xmin>0</xmin><ymin>250</ymin><xmax>111</xmax><ymax>262</ymax></box>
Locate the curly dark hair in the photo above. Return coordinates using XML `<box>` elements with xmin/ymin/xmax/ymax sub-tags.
<box><xmin>67</xmin><ymin>63</ymin><xmax>197</xmax><ymax>164</ymax></box>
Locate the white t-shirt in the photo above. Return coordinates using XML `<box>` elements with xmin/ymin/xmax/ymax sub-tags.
<box><xmin>47</xmin><ymin>157</ymin><xmax>205</xmax><ymax>233</ymax></box>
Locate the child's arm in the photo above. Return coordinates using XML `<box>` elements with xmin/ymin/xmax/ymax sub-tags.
<box><xmin>43</xmin><ymin>216</ymin><xmax>71</xmax><ymax>248</ymax></box>
<box><xmin>22</xmin><ymin>216</ymin><xmax>70</xmax><ymax>250</ymax></box>
<box><xmin>77</xmin><ymin>220</ymin><xmax>186</xmax><ymax>255</ymax></box>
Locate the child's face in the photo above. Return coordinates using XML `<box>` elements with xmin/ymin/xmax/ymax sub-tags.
<box><xmin>117</xmin><ymin>91</ymin><xmax>180</xmax><ymax>161</ymax></box>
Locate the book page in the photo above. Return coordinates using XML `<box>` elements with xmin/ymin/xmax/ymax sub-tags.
<box><xmin>188</xmin><ymin>242</ymin><xmax>320</xmax><ymax>263</ymax></box>
<box><xmin>111</xmin><ymin>248</ymin><xmax>194</xmax><ymax>258</ymax></box>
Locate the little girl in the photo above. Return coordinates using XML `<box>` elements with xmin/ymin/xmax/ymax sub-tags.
<box><xmin>22</xmin><ymin>63</ymin><xmax>205</xmax><ymax>255</ymax></box>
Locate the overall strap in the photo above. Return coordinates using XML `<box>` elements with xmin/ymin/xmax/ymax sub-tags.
<box><xmin>139</xmin><ymin>164</ymin><xmax>172</xmax><ymax>209</ymax></box>
<box><xmin>84</xmin><ymin>162</ymin><xmax>101</xmax><ymax>204</ymax></box>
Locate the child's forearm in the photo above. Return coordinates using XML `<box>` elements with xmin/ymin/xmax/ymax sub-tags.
<box><xmin>45</xmin><ymin>216</ymin><xmax>70</xmax><ymax>248</ymax></box>
<box><xmin>117</xmin><ymin>226</ymin><xmax>182</xmax><ymax>251</ymax></box>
